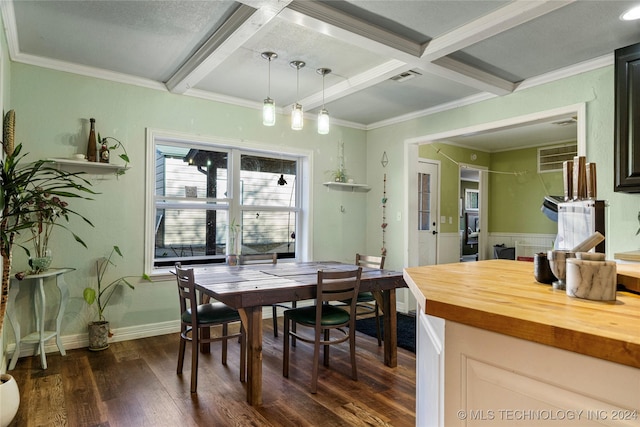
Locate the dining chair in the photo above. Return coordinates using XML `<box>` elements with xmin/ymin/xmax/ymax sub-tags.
<box><xmin>344</xmin><ymin>253</ymin><xmax>385</xmax><ymax>346</ymax></box>
<box><xmin>175</xmin><ymin>263</ymin><xmax>246</xmax><ymax>393</ymax></box>
<box><xmin>282</xmin><ymin>267</ymin><xmax>362</xmax><ymax>394</ymax></box>
<box><xmin>237</xmin><ymin>253</ymin><xmax>292</xmax><ymax>338</ymax></box>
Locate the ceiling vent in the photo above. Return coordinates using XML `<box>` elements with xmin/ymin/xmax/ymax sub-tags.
<box><xmin>538</xmin><ymin>142</ymin><xmax>578</xmax><ymax>173</ymax></box>
<box><xmin>390</xmin><ymin>70</ymin><xmax>421</xmax><ymax>83</ymax></box>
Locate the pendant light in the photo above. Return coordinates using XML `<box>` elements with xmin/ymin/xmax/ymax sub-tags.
<box><xmin>290</xmin><ymin>60</ymin><xmax>305</xmax><ymax>130</ymax></box>
<box><xmin>316</xmin><ymin>68</ymin><xmax>331</xmax><ymax>135</ymax></box>
<box><xmin>262</xmin><ymin>52</ymin><xmax>277</xmax><ymax>126</ymax></box>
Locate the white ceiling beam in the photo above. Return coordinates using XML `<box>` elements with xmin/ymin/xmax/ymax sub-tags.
<box><xmin>287</xmin><ymin>60</ymin><xmax>411</xmax><ymax>111</ymax></box>
<box><xmin>428</xmin><ymin>57</ymin><xmax>516</xmax><ymax>96</ymax></box>
<box><xmin>285</xmin><ymin>0</ymin><xmax>422</xmax><ymax>57</ymax></box>
<box><xmin>166</xmin><ymin>1</ymin><xmax>291</xmax><ymax>94</ymax></box>
<box><xmin>422</xmin><ymin>0</ymin><xmax>575</xmax><ymax>61</ymax></box>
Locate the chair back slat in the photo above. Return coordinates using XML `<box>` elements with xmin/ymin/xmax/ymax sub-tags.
<box><xmin>355</xmin><ymin>253</ymin><xmax>385</xmax><ymax>269</ymax></box>
<box><xmin>175</xmin><ymin>264</ymin><xmax>199</xmax><ymax>325</ymax></box>
<box><xmin>317</xmin><ymin>268</ymin><xmax>362</xmax><ymax>305</ymax></box>
<box><xmin>239</xmin><ymin>253</ymin><xmax>277</xmax><ymax>265</ymax></box>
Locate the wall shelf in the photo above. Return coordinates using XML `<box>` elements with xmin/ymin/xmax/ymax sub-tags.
<box><xmin>323</xmin><ymin>182</ymin><xmax>370</xmax><ymax>192</ymax></box>
<box><xmin>49</xmin><ymin>158</ymin><xmax>128</xmax><ymax>174</ymax></box>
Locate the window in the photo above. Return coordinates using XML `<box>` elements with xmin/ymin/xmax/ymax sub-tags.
<box><xmin>417</xmin><ymin>172</ymin><xmax>431</xmax><ymax>231</ymax></box>
<box><xmin>145</xmin><ymin>130</ymin><xmax>310</xmax><ymax>273</ymax></box>
<box><xmin>465</xmin><ymin>189</ymin><xmax>479</xmax><ymax>211</ymax></box>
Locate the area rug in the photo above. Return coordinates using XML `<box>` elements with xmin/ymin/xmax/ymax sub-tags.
<box><xmin>355</xmin><ymin>313</ymin><xmax>416</xmax><ymax>353</ymax></box>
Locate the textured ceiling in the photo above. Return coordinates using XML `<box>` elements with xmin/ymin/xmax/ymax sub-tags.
<box><xmin>3</xmin><ymin>0</ymin><xmax>639</xmax><ymax>148</ymax></box>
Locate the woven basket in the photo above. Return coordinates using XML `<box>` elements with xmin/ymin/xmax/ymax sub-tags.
<box><xmin>3</xmin><ymin>110</ymin><xmax>15</xmax><ymax>155</ymax></box>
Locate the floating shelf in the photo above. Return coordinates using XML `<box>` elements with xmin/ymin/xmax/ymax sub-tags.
<box><xmin>49</xmin><ymin>158</ymin><xmax>129</xmax><ymax>174</ymax></box>
<box><xmin>323</xmin><ymin>182</ymin><xmax>370</xmax><ymax>192</ymax></box>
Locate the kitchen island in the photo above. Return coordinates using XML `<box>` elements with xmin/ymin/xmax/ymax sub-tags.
<box><xmin>404</xmin><ymin>260</ymin><xmax>639</xmax><ymax>426</ymax></box>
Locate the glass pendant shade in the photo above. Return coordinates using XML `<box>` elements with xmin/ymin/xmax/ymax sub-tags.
<box><xmin>263</xmin><ymin>97</ymin><xmax>275</xmax><ymax>126</ymax></box>
<box><xmin>318</xmin><ymin>109</ymin><xmax>330</xmax><ymax>134</ymax></box>
<box><xmin>291</xmin><ymin>103</ymin><xmax>304</xmax><ymax>130</ymax></box>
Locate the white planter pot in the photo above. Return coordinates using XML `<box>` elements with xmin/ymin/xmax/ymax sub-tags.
<box><xmin>0</xmin><ymin>373</ymin><xmax>20</xmax><ymax>427</ymax></box>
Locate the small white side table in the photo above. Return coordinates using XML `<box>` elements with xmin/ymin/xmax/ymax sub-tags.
<box><xmin>7</xmin><ymin>268</ymin><xmax>73</xmax><ymax>370</ymax></box>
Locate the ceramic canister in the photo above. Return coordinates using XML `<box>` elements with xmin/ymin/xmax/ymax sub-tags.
<box><xmin>566</xmin><ymin>256</ymin><xmax>617</xmax><ymax>301</ymax></box>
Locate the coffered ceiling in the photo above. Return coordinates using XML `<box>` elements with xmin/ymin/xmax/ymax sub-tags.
<box><xmin>2</xmin><ymin>0</ymin><xmax>639</xmax><ymax>131</ymax></box>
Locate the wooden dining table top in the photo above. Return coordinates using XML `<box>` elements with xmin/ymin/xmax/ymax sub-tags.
<box><xmin>192</xmin><ymin>261</ymin><xmax>406</xmax><ymax>309</ymax></box>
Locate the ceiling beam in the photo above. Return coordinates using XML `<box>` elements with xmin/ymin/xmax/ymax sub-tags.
<box><xmin>280</xmin><ymin>0</ymin><xmax>570</xmax><ymax>106</ymax></box>
<box><xmin>421</xmin><ymin>0</ymin><xmax>575</xmax><ymax>61</ymax></box>
<box><xmin>166</xmin><ymin>1</ymin><xmax>291</xmax><ymax>94</ymax></box>
<box><xmin>290</xmin><ymin>60</ymin><xmax>411</xmax><ymax>111</ymax></box>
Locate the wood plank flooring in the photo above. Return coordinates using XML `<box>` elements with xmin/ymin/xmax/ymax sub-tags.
<box><xmin>7</xmin><ymin>319</ymin><xmax>416</xmax><ymax>426</ymax></box>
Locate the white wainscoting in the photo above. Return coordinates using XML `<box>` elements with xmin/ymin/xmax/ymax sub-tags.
<box><xmin>438</xmin><ymin>232</ymin><xmax>463</xmax><ymax>264</ymax></box>
<box><xmin>486</xmin><ymin>233</ymin><xmax>556</xmax><ymax>260</ymax></box>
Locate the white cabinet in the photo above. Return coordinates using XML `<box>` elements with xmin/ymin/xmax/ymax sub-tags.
<box><xmin>415</xmin><ymin>315</ymin><xmax>640</xmax><ymax>427</ymax></box>
<box><xmin>416</xmin><ymin>311</ymin><xmax>445</xmax><ymax>427</ymax></box>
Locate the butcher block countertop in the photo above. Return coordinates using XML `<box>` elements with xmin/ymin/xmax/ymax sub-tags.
<box><xmin>404</xmin><ymin>260</ymin><xmax>640</xmax><ymax>369</ymax></box>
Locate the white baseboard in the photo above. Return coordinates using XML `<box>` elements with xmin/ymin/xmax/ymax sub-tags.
<box><xmin>7</xmin><ymin>299</ymin><xmax>408</xmax><ymax>362</ymax></box>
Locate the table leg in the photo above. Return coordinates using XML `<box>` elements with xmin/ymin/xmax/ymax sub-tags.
<box><xmin>382</xmin><ymin>289</ymin><xmax>398</xmax><ymax>367</ymax></box>
<box><xmin>238</xmin><ymin>306</ymin><xmax>263</xmax><ymax>406</ymax></box>
<box><xmin>35</xmin><ymin>278</ymin><xmax>47</xmax><ymax>369</ymax></box>
<box><xmin>54</xmin><ymin>274</ymin><xmax>69</xmax><ymax>356</ymax></box>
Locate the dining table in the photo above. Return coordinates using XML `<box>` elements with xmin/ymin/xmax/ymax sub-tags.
<box><xmin>190</xmin><ymin>261</ymin><xmax>407</xmax><ymax>405</ymax></box>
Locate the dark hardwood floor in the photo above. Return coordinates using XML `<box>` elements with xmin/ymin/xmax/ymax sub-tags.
<box><xmin>8</xmin><ymin>318</ymin><xmax>416</xmax><ymax>426</ymax></box>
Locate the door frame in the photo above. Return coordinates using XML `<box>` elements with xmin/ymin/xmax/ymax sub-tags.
<box><xmin>458</xmin><ymin>163</ymin><xmax>488</xmax><ymax>260</ymax></box>
<box><xmin>403</xmin><ymin>103</ymin><xmax>586</xmax><ymax>268</ymax></box>
<box><xmin>404</xmin><ymin>148</ymin><xmax>441</xmax><ymax>268</ymax></box>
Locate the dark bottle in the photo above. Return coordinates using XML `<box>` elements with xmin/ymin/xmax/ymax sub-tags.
<box><xmin>86</xmin><ymin>118</ymin><xmax>97</xmax><ymax>162</ymax></box>
<box><xmin>99</xmin><ymin>138</ymin><xmax>110</xmax><ymax>163</ymax></box>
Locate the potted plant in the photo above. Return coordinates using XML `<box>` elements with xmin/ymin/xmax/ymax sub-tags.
<box><xmin>83</xmin><ymin>245</ymin><xmax>151</xmax><ymax>350</ymax></box>
<box><xmin>1</xmin><ymin>110</ymin><xmax>95</xmax><ymax>425</ymax></box>
<box><xmin>227</xmin><ymin>218</ymin><xmax>241</xmax><ymax>266</ymax></box>
<box><xmin>97</xmin><ymin>134</ymin><xmax>130</xmax><ymax>175</ymax></box>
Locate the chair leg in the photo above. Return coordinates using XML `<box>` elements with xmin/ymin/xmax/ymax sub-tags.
<box><xmin>349</xmin><ymin>323</ymin><xmax>358</xmax><ymax>381</ymax></box>
<box><xmin>272</xmin><ymin>305</ymin><xmax>279</xmax><ymax>337</ymax></box>
<box><xmin>221</xmin><ymin>323</ymin><xmax>228</xmax><ymax>365</ymax></box>
<box><xmin>374</xmin><ymin>302</ymin><xmax>382</xmax><ymax>347</ymax></box>
<box><xmin>283</xmin><ymin>314</ymin><xmax>290</xmax><ymax>378</ymax></box>
<box><xmin>177</xmin><ymin>332</ymin><xmax>186</xmax><ymax>374</ymax></box>
<box><xmin>311</xmin><ymin>329</ymin><xmax>321</xmax><ymax>394</ymax></box>
<box><xmin>323</xmin><ymin>328</ymin><xmax>330</xmax><ymax>367</ymax></box>
<box><xmin>191</xmin><ymin>328</ymin><xmax>199</xmax><ymax>393</ymax></box>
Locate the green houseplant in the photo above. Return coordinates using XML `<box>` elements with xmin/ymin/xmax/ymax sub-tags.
<box><xmin>1</xmin><ymin>110</ymin><xmax>96</xmax><ymax>426</ymax></box>
<box><xmin>97</xmin><ymin>134</ymin><xmax>130</xmax><ymax>175</ymax></box>
<box><xmin>83</xmin><ymin>245</ymin><xmax>151</xmax><ymax>350</ymax></box>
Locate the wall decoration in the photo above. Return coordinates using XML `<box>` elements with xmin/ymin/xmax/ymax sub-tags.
<box><xmin>381</xmin><ymin>173</ymin><xmax>387</xmax><ymax>256</ymax></box>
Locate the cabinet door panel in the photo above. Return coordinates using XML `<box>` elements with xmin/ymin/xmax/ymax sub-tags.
<box><xmin>614</xmin><ymin>42</ymin><xmax>640</xmax><ymax>192</ymax></box>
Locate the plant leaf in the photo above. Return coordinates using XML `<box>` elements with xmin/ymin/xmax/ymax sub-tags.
<box><xmin>83</xmin><ymin>287</ymin><xmax>96</xmax><ymax>305</ymax></box>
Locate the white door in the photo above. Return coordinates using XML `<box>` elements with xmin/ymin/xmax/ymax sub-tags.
<box><xmin>417</xmin><ymin>161</ymin><xmax>439</xmax><ymax>266</ymax></box>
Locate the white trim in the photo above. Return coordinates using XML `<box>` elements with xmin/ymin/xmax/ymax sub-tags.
<box><xmin>404</xmin><ymin>104</ymin><xmax>584</xmax><ymax>267</ymax></box>
<box><xmin>143</xmin><ymin>129</ymin><xmax>314</xmax><ymax>274</ymax></box>
<box><xmin>406</xmin><ymin>103</ymin><xmax>587</xmax><ymax>156</ymax></box>
<box><xmin>367</xmin><ymin>57</ymin><xmax>608</xmax><ymax>131</ymax></box>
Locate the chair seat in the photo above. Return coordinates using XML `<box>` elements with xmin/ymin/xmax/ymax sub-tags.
<box><xmin>182</xmin><ymin>302</ymin><xmax>241</xmax><ymax>325</ymax></box>
<box><xmin>285</xmin><ymin>305</ymin><xmax>350</xmax><ymax>327</ymax></box>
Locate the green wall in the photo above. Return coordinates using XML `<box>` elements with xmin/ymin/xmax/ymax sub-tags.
<box><xmin>489</xmin><ymin>146</ymin><xmax>563</xmax><ymax>234</ymax></box>
<box><xmin>417</xmin><ymin>143</ymin><xmax>490</xmax><ymax>233</ymax></box>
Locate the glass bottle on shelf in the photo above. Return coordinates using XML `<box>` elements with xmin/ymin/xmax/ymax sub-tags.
<box><xmin>86</xmin><ymin>118</ymin><xmax>97</xmax><ymax>162</ymax></box>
